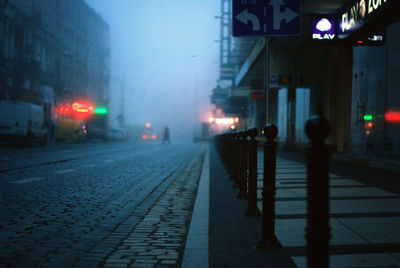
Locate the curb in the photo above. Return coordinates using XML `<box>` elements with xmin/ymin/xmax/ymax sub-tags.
<box><xmin>181</xmin><ymin>144</ymin><xmax>210</xmax><ymax>268</ymax></box>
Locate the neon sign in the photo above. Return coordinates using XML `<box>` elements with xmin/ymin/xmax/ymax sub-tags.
<box><xmin>355</xmin><ymin>31</ymin><xmax>385</xmax><ymax>45</ymax></box>
<box><xmin>209</xmin><ymin>117</ymin><xmax>239</xmax><ymax>125</ymax></box>
<box><xmin>364</xmin><ymin>115</ymin><xmax>373</xmax><ymax>120</ymax></box>
<box><xmin>94</xmin><ymin>107</ymin><xmax>107</xmax><ymax>114</ymax></box>
<box><xmin>71</xmin><ymin>102</ymin><xmax>94</xmax><ymax>113</ymax></box>
<box><xmin>385</xmin><ymin>111</ymin><xmax>400</xmax><ymax>122</ymax></box>
<box><xmin>339</xmin><ymin>0</ymin><xmax>392</xmax><ymax>39</ymax></box>
<box><xmin>56</xmin><ymin>101</ymin><xmax>95</xmax><ymax>121</ymax></box>
<box><xmin>312</xmin><ymin>17</ymin><xmax>336</xmax><ymax>41</ymax></box>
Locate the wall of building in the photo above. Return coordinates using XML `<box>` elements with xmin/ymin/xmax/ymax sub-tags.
<box><xmin>386</xmin><ymin>22</ymin><xmax>400</xmax><ymax>155</ymax></box>
<box><xmin>1</xmin><ymin>0</ymin><xmax>110</xmax><ymax>109</ymax></box>
<box><xmin>293</xmin><ymin>40</ymin><xmax>353</xmax><ymax>152</ymax></box>
<box><xmin>351</xmin><ymin>45</ymin><xmax>386</xmax><ymax>154</ymax></box>
<box><xmin>350</xmin><ymin>21</ymin><xmax>400</xmax><ymax>156</ymax></box>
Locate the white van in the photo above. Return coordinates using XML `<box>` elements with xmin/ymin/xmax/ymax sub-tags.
<box><xmin>0</xmin><ymin>101</ymin><xmax>48</xmax><ymax>146</ymax></box>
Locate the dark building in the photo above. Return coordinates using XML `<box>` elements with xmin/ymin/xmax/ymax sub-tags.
<box><xmin>211</xmin><ymin>0</ymin><xmax>400</xmax><ymax>156</ymax></box>
<box><xmin>0</xmin><ymin>0</ymin><xmax>110</xmax><ymax>121</ymax></box>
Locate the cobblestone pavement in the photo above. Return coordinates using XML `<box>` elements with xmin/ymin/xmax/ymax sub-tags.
<box><xmin>0</xmin><ymin>140</ymin><xmax>147</xmax><ymax>171</ymax></box>
<box><xmin>0</xmin><ymin>141</ymin><xmax>206</xmax><ymax>267</ymax></box>
<box><xmin>101</xmin><ymin>152</ymin><xmax>203</xmax><ymax>268</ymax></box>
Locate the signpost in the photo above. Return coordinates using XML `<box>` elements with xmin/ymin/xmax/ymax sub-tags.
<box><xmin>233</xmin><ymin>0</ymin><xmax>301</xmax><ymax>37</ymax></box>
<box><xmin>232</xmin><ymin>0</ymin><xmax>303</xmax><ymax>252</ymax></box>
<box><xmin>232</xmin><ymin>0</ymin><xmax>301</xmax><ymax>122</ymax></box>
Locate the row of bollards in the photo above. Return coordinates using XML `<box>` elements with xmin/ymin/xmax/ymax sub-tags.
<box><xmin>214</xmin><ymin>115</ymin><xmax>331</xmax><ymax>268</ymax></box>
<box><xmin>214</xmin><ymin>128</ymin><xmax>262</xmax><ymax>217</ymax></box>
<box><xmin>257</xmin><ymin>123</ymin><xmax>282</xmax><ymax>250</ymax></box>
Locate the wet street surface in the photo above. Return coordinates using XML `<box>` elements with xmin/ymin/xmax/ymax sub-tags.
<box><xmin>0</xmin><ymin>141</ymin><xmax>206</xmax><ymax>267</ymax></box>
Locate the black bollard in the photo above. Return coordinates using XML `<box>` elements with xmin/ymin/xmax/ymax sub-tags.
<box><xmin>225</xmin><ymin>133</ymin><xmax>234</xmax><ymax>179</ymax></box>
<box><xmin>237</xmin><ymin>130</ymin><xmax>248</xmax><ymax>200</ymax></box>
<box><xmin>232</xmin><ymin>132</ymin><xmax>240</xmax><ymax>188</ymax></box>
<box><xmin>305</xmin><ymin>115</ymin><xmax>331</xmax><ymax>268</ymax></box>
<box><xmin>245</xmin><ymin>127</ymin><xmax>261</xmax><ymax>217</ymax></box>
<box><xmin>256</xmin><ymin>124</ymin><xmax>282</xmax><ymax>250</ymax></box>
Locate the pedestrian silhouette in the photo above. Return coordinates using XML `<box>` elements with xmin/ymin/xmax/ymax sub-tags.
<box><xmin>163</xmin><ymin>126</ymin><xmax>171</xmax><ymax>144</ymax></box>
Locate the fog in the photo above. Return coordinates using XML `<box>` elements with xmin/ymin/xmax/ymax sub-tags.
<box><xmin>85</xmin><ymin>0</ymin><xmax>220</xmax><ymax>140</ymax></box>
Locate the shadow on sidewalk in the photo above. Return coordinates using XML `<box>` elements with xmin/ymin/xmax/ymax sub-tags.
<box><xmin>209</xmin><ymin>145</ymin><xmax>296</xmax><ymax>268</ymax></box>
<box><xmin>277</xmin><ymin>150</ymin><xmax>400</xmax><ymax>196</ymax></box>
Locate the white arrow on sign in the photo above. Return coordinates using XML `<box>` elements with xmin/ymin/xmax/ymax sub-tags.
<box><xmin>269</xmin><ymin>0</ymin><xmax>298</xmax><ymax>30</ymax></box>
<box><xmin>235</xmin><ymin>9</ymin><xmax>260</xmax><ymax>31</ymax></box>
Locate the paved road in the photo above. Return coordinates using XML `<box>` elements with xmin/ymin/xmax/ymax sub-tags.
<box><xmin>0</xmin><ymin>141</ymin><xmax>206</xmax><ymax>267</ymax></box>
<box><xmin>0</xmin><ymin>140</ymin><xmax>147</xmax><ymax>172</ymax></box>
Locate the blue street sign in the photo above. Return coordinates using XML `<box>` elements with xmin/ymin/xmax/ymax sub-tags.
<box><xmin>233</xmin><ymin>0</ymin><xmax>301</xmax><ymax>37</ymax></box>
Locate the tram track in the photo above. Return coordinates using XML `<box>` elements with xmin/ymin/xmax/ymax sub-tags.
<box><xmin>0</xmin><ymin>143</ymin><xmax>150</xmax><ymax>173</ymax></box>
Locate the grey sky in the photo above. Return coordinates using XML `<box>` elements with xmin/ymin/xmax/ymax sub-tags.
<box><xmin>85</xmin><ymin>0</ymin><xmax>220</xmax><ymax>139</ymax></box>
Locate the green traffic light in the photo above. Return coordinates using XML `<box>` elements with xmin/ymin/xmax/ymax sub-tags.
<box><xmin>364</xmin><ymin>115</ymin><xmax>373</xmax><ymax>120</ymax></box>
<box><xmin>94</xmin><ymin>107</ymin><xmax>108</xmax><ymax>114</ymax></box>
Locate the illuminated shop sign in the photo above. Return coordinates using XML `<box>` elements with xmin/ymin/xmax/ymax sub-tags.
<box><xmin>385</xmin><ymin>111</ymin><xmax>400</xmax><ymax>122</ymax></box>
<box><xmin>355</xmin><ymin>32</ymin><xmax>385</xmax><ymax>45</ymax></box>
<box><xmin>209</xmin><ymin>117</ymin><xmax>239</xmax><ymax>125</ymax></box>
<box><xmin>339</xmin><ymin>0</ymin><xmax>392</xmax><ymax>39</ymax></box>
<box><xmin>312</xmin><ymin>17</ymin><xmax>336</xmax><ymax>40</ymax></box>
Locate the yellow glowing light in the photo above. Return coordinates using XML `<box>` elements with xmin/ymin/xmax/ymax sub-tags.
<box><xmin>230</xmin><ymin>125</ymin><xmax>235</xmax><ymax>130</ymax></box>
<box><xmin>215</xmin><ymin>118</ymin><xmax>234</xmax><ymax>125</ymax></box>
<box><xmin>145</xmin><ymin>123</ymin><xmax>151</xmax><ymax>128</ymax></box>
<box><xmin>209</xmin><ymin>117</ymin><xmax>216</xmax><ymax>123</ymax></box>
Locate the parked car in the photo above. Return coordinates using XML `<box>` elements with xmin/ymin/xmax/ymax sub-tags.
<box><xmin>107</xmin><ymin>127</ymin><xmax>128</xmax><ymax>141</ymax></box>
<box><xmin>56</xmin><ymin>118</ymin><xmax>87</xmax><ymax>142</ymax></box>
<box><xmin>0</xmin><ymin>101</ymin><xmax>48</xmax><ymax>146</ymax></box>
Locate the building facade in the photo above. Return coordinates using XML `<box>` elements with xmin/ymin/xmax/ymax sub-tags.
<box><xmin>0</xmin><ymin>0</ymin><xmax>110</xmax><ymax>121</ymax></box>
<box><xmin>211</xmin><ymin>0</ymin><xmax>400</xmax><ymax>156</ymax></box>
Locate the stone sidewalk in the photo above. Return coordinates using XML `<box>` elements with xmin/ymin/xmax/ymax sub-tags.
<box><xmin>185</xmin><ymin>144</ymin><xmax>400</xmax><ymax>267</ymax></box>
<box><xmin>266</xmin><ymin>157</ymin><xmax>400</xmax><ymax>267</ymax></box>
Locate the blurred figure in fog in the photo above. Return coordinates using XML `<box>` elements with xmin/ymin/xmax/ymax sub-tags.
<box><xmin>163</xmin><ymin>126</ymin><xmax>170</xmax><ymax>144</ymax></box>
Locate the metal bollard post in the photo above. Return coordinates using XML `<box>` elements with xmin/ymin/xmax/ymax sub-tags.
<box><xmin>257</xmin><ymin>124</ymin><xmax>282</xmax><ymax>250</ymax></box>
<box><xmin>237</xmin><ymin>130</ymin><xmax>248</xmax><ymax>200</ymax></box>
<box><xmin>245</xmin><ymin>127</ymin><xmax>261</xmax><ymax>217</ymax></box>
<box><xmin>216</xmin><ymin>134</ymin><xmax>226</xmax><ymax>168</ymax></box>
<box><xmin>225</xmin><ymin>133</ymin><xmax>234</xmax><ymax>179</ymax></box>
<box><xmin>232</xmin><ymin>132</ymin><xmax>240</xmax><ymax>188</ymax></box>
<box><xmin>305</xmin><ymin>115</ymin><xmax>331</xmax><ymax>268</ymax></box>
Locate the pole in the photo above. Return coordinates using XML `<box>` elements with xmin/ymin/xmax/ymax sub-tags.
<box><xmin>245</xmin><ymin>127</ymin><xmax>261</xmax><ymax>217</ymax></box>
<box><xmin>195</xmin><ymin>74</ymin><xmax>199</xmax><ymax>123</ymax></box>
<box><xmin>305</xmin><ymin>115</ymin><xmax>331</xmax><ymax>268</ymax></box>
<box><xmin>257</xmin><ymin>124</ymin><xmax>282</xmax><ymax>250</ymax></box>
<box><xmin>265</xmin><ymin>37</ymin><xmax>271</xmax><ymax>123</ymax></box>
<box><xmin>237</xmin><ymin>130</ymin><xmax>248</xmax><ymax>200</ymax></box>
<box><xmin>119</xmin><ymin>74</ymin><xmax>125</xmax><ymax>127</ymax></box>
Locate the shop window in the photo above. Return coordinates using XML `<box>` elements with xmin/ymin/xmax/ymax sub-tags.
<box><xmin>295</xmin><ymin>88</ymin><xmax>310</xmax><ymax>144</ymax></box>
